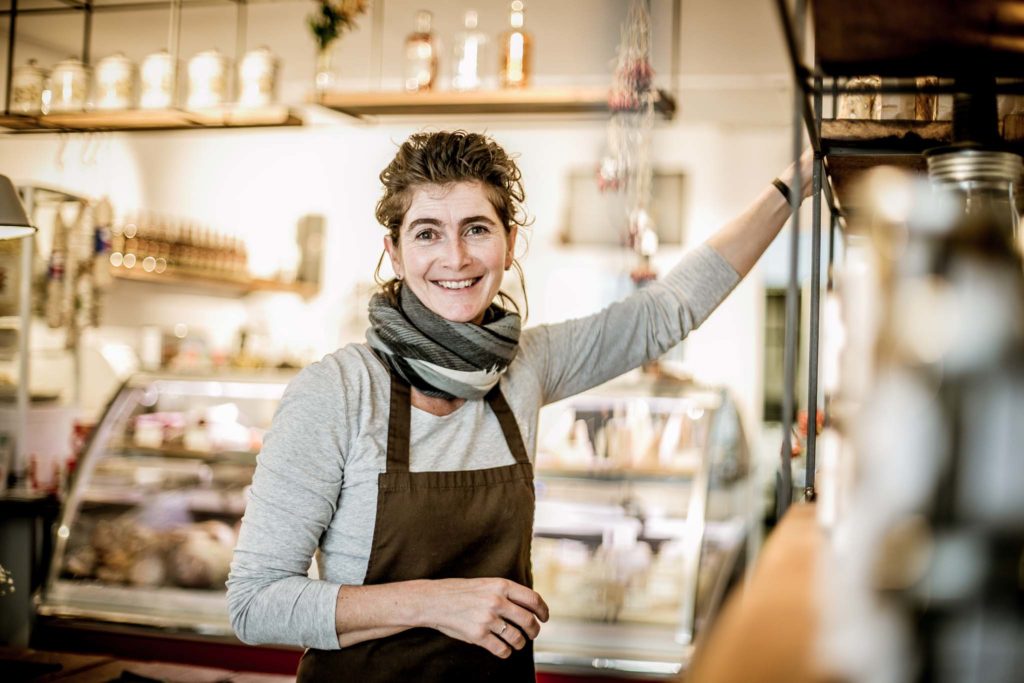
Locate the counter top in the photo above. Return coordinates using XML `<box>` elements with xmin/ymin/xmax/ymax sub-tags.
<box><xmin>0</xmin><ymin>646</ymin><xmax>295</xmax><ymax>682</ymax></box>
<box><xmin>685</xmin><ymin>503</ymin><xmax>841</xmax><ymax>683</ymax></box>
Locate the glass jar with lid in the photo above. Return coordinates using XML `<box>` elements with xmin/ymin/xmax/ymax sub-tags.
<box><xmin>11</xmin><ymin>59</ymin><xmax>48</xmax><ymax>114</ymax></box>
<box><xmin>49</xmin><ymin>57</ymin><xmax>90</xmax><ymax>112</ymax></box>
<box><xmin>140</xmin><ymin>50</ymin><xmax>177</xmax><ymax>109</ymax></box>
<box><xmin>95</xmin><ymin>52</ymin><xmax>137</xmax><ymax>110</ymax></box>
<box><xmin>187</xmin><ymin>49</ymin><xmax>229</xmax><ymax>109</ymax></box>
<box><xmin>927</xmin><ymin>149</ymin><xmax>1023</xmax><ymax>253</ymax></box>
<box><xmin>237</xmin><ymin>47</ymin><xmax>278</xmax><ymax>107</ymax></box>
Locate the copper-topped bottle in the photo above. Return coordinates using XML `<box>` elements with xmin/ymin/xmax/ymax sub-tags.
<box><xmin>501</xmin><ymin>0</ymin><xmax>531</xmax><ymax>88</ymax></box>
<box><xmin>404</xmin><ymin>10</ymin><xmax>438</xmax><ymax>92</ymax></box>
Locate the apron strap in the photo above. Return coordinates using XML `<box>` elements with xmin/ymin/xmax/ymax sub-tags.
<box><xmin>385</xmin><ymin>374</ymin><xmax>531</xmax><ymax>471</ymax></box>
<box><xmin>484</xmin><ymin>385</ymin><xmax>531</xmax><ymax>466</ymax></box>
<box><xmin>386</xmin><ymin>373</ymin><xmax>412</xmax><ymax>473</ymax></box>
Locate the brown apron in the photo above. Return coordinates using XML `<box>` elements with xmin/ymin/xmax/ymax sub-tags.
<box><xmin>296</xmin><ymin>373</ymin><xmax>537</xmax><ymax>682</ymax></box>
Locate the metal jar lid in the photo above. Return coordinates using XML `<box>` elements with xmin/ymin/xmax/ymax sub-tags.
<box><xmin>142</xmin><ymin>49</ymin><xmax>175</xmax><ymax>70</ymax></box>
<box><xmin>240</xmin><ymin>46</ymin><xmax>277</xmax><ymax>71</ymax></box>
<box><xmin>97</xmin><ymin>52</ymin><xmax>135</xmax><ymax>74</ymax></box>
<box><xmin>13</xmin><ymin>59</ymin><xmax>48</xmax><ymax>80</ymax></box>
<box><xmin>926</xmin><ymin>149</ymin><xmax>1023</xmax><ymax>188</ymax></box>
<box><xmin>189</xmin><ymin>49</ymin><xmax>227</xmax><ymax>72</ymax></box>
<box><xmin>52</xmin><ymin>56</ymin><xmax>89</xmax><ymax>76</ymax></box>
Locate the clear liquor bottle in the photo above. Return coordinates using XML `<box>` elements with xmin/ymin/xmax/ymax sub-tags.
<box><xmin>404</xmin><ymin>10</ymin><xmax>438</xmax><ymax>92</ymax></box>
<box><xmin>501</xmin><ymin>1</ymin><xmax>531</xmax><ymax>89</ymax></box>
<box><xmin>452</xmin><ymin>10</ymin><xmax>487</xmax><ymax>91</ymax></box>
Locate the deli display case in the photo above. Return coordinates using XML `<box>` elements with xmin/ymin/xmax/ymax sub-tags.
<box><xmin>531</xmin><ymin>369</ymin><xmax>753</xmax><ymax>678</ymax></box>
<box><xmin>34</xmin><ymin>368</ymin><xmax>750</xmax><ymax>679</ymax></box>
<box><xmin>35</xmin><ymin>372</ymin><xmax>294</xmax><ymax>640</ymax></box>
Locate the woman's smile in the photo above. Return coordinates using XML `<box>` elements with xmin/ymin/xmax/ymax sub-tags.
<box><xmin>385</xmin><ymin>181</ymin><xmax>517</xmax><ymax>324</ymax></box>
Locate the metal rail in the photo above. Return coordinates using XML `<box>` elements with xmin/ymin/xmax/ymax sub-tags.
<box><xmin>776</xmin><ymin>0</ymin><xmax>807</xmax><ymax>518</ymax></box>
<box><xmin>805</xmin><ymin>69</ymin><xmax>824</xmax><ymax>502</ymax></box>
<box><xmin>4</xmin><ymin>0</ymin><xmax>16</xmax><ymax>115</ymax></box>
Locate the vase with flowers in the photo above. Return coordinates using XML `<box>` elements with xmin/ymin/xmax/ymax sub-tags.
<box><xmin>309</xmin><ymin>0</ymin><xmax>369</xmax><ymax>97</ymax></box>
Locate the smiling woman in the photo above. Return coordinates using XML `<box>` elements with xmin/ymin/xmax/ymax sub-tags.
<box><xmin>373</xmin><ymin>131</ymin><xmax>530</xmax><ymax>321</ymax></box>
<box><xmin>227</xmin><ymin>129</ymin><xmax>812</xmax><ymax>683</ymax></box>
<box><xmin>385</xmin><ymin>182</ymin><xmax>517</xmax><ymax>325</ymax></box>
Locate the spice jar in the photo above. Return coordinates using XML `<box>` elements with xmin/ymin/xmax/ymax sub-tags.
<box><xmin>837</xmin><ymin>75</ymin><xmax>881</xmax><ymax>120</ymax></box>
<box><xmin>878</xmin><ymin>78</ymin><xmax>916</xmax><ymax>120</ymax></box>
<box><xmin>187</xmin><ymin>49</ymin><xmax>229</xmax><ymax>109</ymax></box>
<box><xmin>49</xmin><ymin>57</ymin><xmax>90</xmax><ymax>112</ymax></box>
<box><xmin>237</xmin><ymin>46</ymin><xmax>278</xmax><ymax>107</ymax></box>
<box><xmin>914</xmin><ymin>76</ymin><xmax>939</xmax><ymax>121</ymax></box>
<box><xmin>94</xmin><ymin>52</ymin><xmax>136</xmax><ymax>110</ymax></box>
<box><xmin>140</xmin><ymin>50</ymin><xmax>177</xmax><ymax>109</ymax></box>
<box><xmin>11</xmin><ymin>59</ymin><xmax>48</xmax><ymax>114</ymax></box>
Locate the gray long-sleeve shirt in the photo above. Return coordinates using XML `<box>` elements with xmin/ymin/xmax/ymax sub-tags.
<box><xmin>226</xmin><ymin>244</ymin><xmax>740</xmax><ymax>649</ymax></box>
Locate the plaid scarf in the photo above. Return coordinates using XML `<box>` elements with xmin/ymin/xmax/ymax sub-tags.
<box><xmin>366</xmin><ymin>285</ymin><xmax>521</xmax><ymax>400</ymax></box>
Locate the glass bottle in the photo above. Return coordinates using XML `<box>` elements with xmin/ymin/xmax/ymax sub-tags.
<box><xmin>404</xmin><ymin>10</ymin><xmax>438</xmax><ymax>93</ymax></box>
<box><xmin>501</xmin><ymin>0</ymin><xmax>531</xmax><ymax>89</ymax></box>
<box><xmin>452</xmin><ymin>10</ymin><xmax>487</xmax><ymax>91</ymax></box>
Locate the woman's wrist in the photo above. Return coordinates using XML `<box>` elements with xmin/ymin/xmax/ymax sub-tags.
<box><xmin>771</xmin><ymin>177</ymin><xmax>794</xmax><ymax>206</ymax></box>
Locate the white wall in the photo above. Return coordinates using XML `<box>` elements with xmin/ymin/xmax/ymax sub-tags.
<box><xmin>0</xmin><ymin>0</ymin><xmax>797</xmax><ymax>434</ymax></box>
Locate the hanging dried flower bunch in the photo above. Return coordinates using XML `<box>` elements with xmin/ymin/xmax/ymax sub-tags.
<box><xmin>308</xmin><ymin>0</ymin><xmax>370</xmax><ymax>51</ymax></box>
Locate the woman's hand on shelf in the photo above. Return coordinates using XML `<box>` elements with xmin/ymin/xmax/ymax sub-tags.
<box><xmin>779</xmin><ymin>148</ymin><xmax>815</xmax><ymax>200</ymax></box>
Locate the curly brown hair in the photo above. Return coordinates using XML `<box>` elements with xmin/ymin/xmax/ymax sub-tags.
<box><xmin>373</xmin><ymin>130</ymin><xmax>530</xmax><ymax>319</ymax></box>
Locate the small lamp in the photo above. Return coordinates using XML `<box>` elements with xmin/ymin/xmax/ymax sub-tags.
<box><xmin>0</xmin><ymin>176</ymin><xmax>36</xmax><ymax>239</ymax></box>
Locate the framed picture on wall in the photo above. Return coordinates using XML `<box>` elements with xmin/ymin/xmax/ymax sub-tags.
<box><xmin>559</xmin><ymin>170</ymin><xmax>687</xmax><ymax>246</ymax></box>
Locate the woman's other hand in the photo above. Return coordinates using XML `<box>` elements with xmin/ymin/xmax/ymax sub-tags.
<box><xmin>417</xmin><ymin>577</ymin><xmax>549</xmax><ymax>659</ymax></box>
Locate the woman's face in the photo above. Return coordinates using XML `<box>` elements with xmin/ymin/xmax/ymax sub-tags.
<box><xmin>385</xmin><ymin>181</ymin><xmax>517</xmax><ymax>325</ymax></box>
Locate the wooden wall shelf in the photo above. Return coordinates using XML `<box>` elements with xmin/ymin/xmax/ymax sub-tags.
<box><xmin>813</xmin><ymin>0</ymin><xmax>1024</xmax><ymax>77</ymax></box>
<box><xmin>0</xmin><ymin>106</ymin><xmax>302</xmax><ymax>133</ymax></box>
<box><xmin>313</xmin><ymin>87</ymin><xmax>677</xmax><ymax>120</ymax></box>
<box><xmin>820</xmin><ymin>119</ymin><xmax>1024</xmax><ymax>212</ymax></box>
<box><xmin>110</xmin><ymin>267</ymin><xmax>317</xmax><ymax>298</ymax></box>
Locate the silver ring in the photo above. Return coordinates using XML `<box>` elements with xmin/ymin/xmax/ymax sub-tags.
<box><xmin>499</xmin><ymin>622</ymin><xmax>507</xmax><ymax>636</ymax></box>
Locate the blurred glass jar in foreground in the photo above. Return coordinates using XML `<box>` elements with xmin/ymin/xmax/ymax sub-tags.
<box><xmin>926</xmin><ymin>149</ymin><xmax>1023</xmax><ymax>253</ymax></box>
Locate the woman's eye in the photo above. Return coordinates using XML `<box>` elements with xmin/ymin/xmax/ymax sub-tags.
<box><xmin>414</xmin><ymin>229</ymin><xmax>436</xmax><ymax>240</ymax></box>
<box><xmin>467</xmin><ymin>225</ymin><xmax>490</xmax><ymax>236</ymax></box>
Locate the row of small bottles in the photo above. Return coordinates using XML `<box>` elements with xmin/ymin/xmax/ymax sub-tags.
<box><xmin>405</xmin><ymin>2</ymin><xmax>532</xmax><ymax>92</ymax></box>
<box><xmin>109</xmin><ymin>215</ymin><xmax>249</xmax><ymax>280</ymax></box>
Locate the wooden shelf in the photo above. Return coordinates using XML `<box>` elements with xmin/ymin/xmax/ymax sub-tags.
<box><xmin>820</xmin><ymin>119</ymin><xmax>1024</xmax><ymax>212</ymax></box>
<box><xmin>0</xmin><ymin>105</ymin><xmax>302</xmax><ymax>133</ymax></box>
<box><xmin>109</xmin><ymin>266</ymin><xmax>317</xmax><ymax>298</ymax></box>
<box><xmin>313</xmin><ymin>87</ymin><xmax>677</xmax><ymax>120</ymax></box>
<box><xmin>537</xmin><ymin>466</ymin><xmax>695</xmax><ymax>483</ymax></box>
<box><xmin>813</xmin><ymin>0</ymin><xmax>1024</xmax><ymax>77</ymax></box>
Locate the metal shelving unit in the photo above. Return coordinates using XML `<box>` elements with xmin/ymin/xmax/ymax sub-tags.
<box><xmin>0</xmin><ymin>0</ymin><xmax>303</xmax><ymax>132</ymax></box>
<box><xmin>772</xmin><ymin>0</ymin><xmax>1024</xmax><ymax>516</ymax></box>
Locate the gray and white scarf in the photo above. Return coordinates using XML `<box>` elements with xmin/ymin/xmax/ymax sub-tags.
<box><xmin>366</xmin><ymin>285</ymin><xmax>521</xmax><ymax>400</ymax></box>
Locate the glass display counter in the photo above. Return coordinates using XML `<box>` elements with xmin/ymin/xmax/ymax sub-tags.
<box><xmin>36</xmin><ymin>372</ymin><xmax>293</xmax><ymax>635</ymax></box>
<box><xmin>35</xmin><ymin>369</ymin><xmax>752</xmax><ymax>680</ymax></box>
<box><xmin>532</xmin><ymin>369</ymin><xmax>752</xmax><ymax>678</ymax></box>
